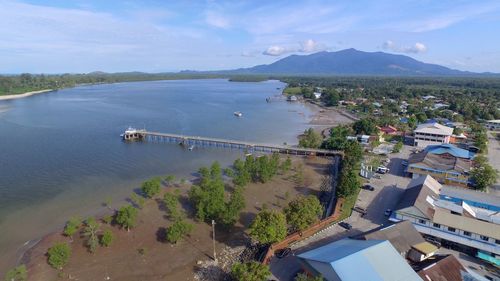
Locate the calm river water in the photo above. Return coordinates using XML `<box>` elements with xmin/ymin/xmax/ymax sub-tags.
<box><xmin>0</xmin><ymin>79</ymin><xmax>312</xmax><ymax>271</ymax></box>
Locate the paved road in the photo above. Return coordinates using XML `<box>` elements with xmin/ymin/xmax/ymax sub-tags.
<box><xmin>487</xmin><ymin>131</ymin><xmax>500</xmax><ymax>193</ymax></box>
<box><xmin>269</xmin><ymin>146</ymin><xmax>413</xmax><ymax>281</ymax></box>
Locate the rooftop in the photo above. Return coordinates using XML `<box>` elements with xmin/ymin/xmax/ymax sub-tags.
<box><xmin>298</xmin><ymin>239</ymin><xmax>423</xmax><ymax>281</ymax></box>
<box><xmin>414</xmin><ymin>122</ymin><xmax>453</xmax><ymax>136</ymax></box>
<box><xmin>424</xmin><ymin>144</ymin><xmax>475</xmax><ymax>160</ymax></box>
<box><xmin>415</xmin><ymin>255</ymin><xmax>467</xmax><ymax>281</ymax></box>
<box><xmin>408</xmin><ymin>151</ymin><xmax>471</xmax><ymax>174</ymax></box>
<box><xmin>359</xmin><ymin>221</ymin><xmax>425</xmax><ymax>256</ymax></box>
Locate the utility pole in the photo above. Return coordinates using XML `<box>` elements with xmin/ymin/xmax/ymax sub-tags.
<box><xmin>212</xmin><ymin>220</ymin><xmax>218</xmax><ymax>263</ymax></box>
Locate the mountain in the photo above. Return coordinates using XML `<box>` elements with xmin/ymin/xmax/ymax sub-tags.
<box><xmin>224</xmin><ymin>49</ymin><xmax>491</xmax><ymax>76</ymax></box>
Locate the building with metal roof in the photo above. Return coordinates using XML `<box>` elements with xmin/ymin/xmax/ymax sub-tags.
<box><xmin>391</xmin><ymin>175</ymin><xmax>500</xmax><ymax>266</ymax></box>
<box><xmin>407</xmin><ymin>144</ymin><xmax>474</xmax><ymax>187</ymax></box>
<box><xmin>414</xmin><ymin>123</ymin><xmax>454</xmax><ymax>148</ymax></box>
<box><xmin>297</xmin><ymin>239</ymin><xmax>423</xmax><ymax>281</ymax></box>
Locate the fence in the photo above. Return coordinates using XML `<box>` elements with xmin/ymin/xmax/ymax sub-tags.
<box><xmin>262</xmin><ymin>198</ymin><xmax>345</xmax><ymax>264</ymax></box>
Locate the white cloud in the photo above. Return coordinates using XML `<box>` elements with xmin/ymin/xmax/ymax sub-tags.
<box><xmin>263</xmin><ymin>45</ymin><xmax>290</xmax><ymax>56</ymax></box>
<box><xmin>205</xmin><ymin>11</ymin><xmax>230</xmax><ymax>29</ymax></box>
<box><xmin>262</xmin><ymin>39</ymin><xmax>328</xmax><ymax>56</ymax></box>
<box><xmin>382</xmin><ymin>41</ymin><xmax>427</xmax><ymax>54</ymax></box>
<box><xmin>299</xmin><ymin>39</ymin><xmax>327</xmax><ymax>53</ymax></box>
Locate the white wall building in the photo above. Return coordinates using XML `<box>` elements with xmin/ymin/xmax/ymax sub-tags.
<box><xmin>390</xmin><ymin>175</ymin><xmax>500</xmax><ymax>266</ymax></box>
<box><xmin>413</xmin><ymin>123</ymin><xmax>454</xmax><ymax>148</ymax></box>
<box><xmin>485</xmin><ymin>120</ymin><xmax>500</xmax><ymax>131</ymax></box>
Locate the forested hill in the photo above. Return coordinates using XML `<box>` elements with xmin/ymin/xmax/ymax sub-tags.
<box><xmin>223</xmin><ymin>49</ymin><xmax>496</xmax><ymax>76</ymax></box>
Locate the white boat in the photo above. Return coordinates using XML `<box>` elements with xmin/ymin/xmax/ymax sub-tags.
<box><xmin>234</xmin><ymin>111</ymin><xmax>243</xmax><ymax>117</ymax></box>
<box><xmin>188</xmin><ymin>145</ymin><xmax>194</xmax><ymax>151</ymax></box>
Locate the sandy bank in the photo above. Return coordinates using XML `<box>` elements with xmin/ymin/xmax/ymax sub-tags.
<box><xmin>0</xmin><ymin>89</ymin><xmax>54</xmax><ymax>101</ymax></box>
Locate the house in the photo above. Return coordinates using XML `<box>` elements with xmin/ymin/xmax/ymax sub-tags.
<box><xmin>413</xmin><ymin>122</ymin><xmax>454</xmax><ymax>148</ymax></box>
<box><xmin>313</xmin><ymin>92</ymin><xmax>322</xmax><ymax>99</ymax></box>
<box><xmin>358</xmin><ymin>221</ymin><xmax>426</xmax><ymax>257</ymax></box>
<box><xmin>407</xmin><ymin>144</ymin><xmax>474</xmax><ymax>187</ymax></box>
<box><xmin>422</xmin><ymin>95</ymin><xmax>436</xmax><ymax>101</ymax></box>
<box><xmin>378</xmin><ymin>125</ymin><xmax>399</xmax><ymax>135</ymax></box>
<box><xmin>390</xmin><ymin>175</ymin><xmax>500</xmax><ymax>266</ymax></box>
<box><xmin>287</xmin><ymin>95</ymin><xmax>298</xmax><ymax>102</ymax></box>
<box><xmin>297</xmin><ymin>239</ymin><xmax>423</xmax><ymax>281</ymax></box>
<box><xmin>415</xmin><ymin>255</ymin><xmax>475</xmax><ymax>281</ymax></box>
<box><xmin>485</xmin><ymin>120</ymin><xmax>500</xmax><ymax>131</ymax></box>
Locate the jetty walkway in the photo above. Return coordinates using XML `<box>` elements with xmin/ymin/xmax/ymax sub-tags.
<box><xmin>123</xmin><ymin>130</ymin><xmax>342</xmax><ymax>157</ymax></box>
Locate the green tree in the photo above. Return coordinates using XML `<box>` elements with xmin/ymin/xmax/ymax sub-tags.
<box><xmin>100</xmin><ymin>229</ymin><xmax>114</xmax><ymax>247</ymax></box>
<box><xmin>141</xmin><ymin>177</ymin><xmax>161</xmax><ymax>198</ymax></box>
<box><xmin>322</xmin><ymin>125</ymin><xmax>352</xmax><ymax>150</ymax></box>
<box><xmin>295</xmin><ymin>273</ymin><xmax>323</xmax><ymax>281</ymax></box>
<box><xmin>285</xmin><ymin>195</ymin><xmax>323</xmax><ymax>231</ymax></box>
<box><xmin>163</xmin><ymin>190</ymin><xmax>181</xmax><ymax>219</ymax></box>
<box><xmin>63</xmin><ymin>216</ymin><xmax>81</xmax><ymax>241</ymax></box>
<box><xmin>3</xmin><ymin>265</ymin><xmax>27</xmax><ymax>281</ymax></box>
<box><xmin>231</xmin><ymin>261</ymin><xmax>270</xmax><ymax>281</ymax></box>
<box><xmin>280</xmin><ymin>157</ymin><xmax>292</xmax><ymax>173</ymax></box>
<box><xmin>220</xmin><ymin>186</ymin><xmax>246</xmax><ymax>226</ymax></box>
<box><xmin>82</xmin><ymin>217</ymin><xmax>100</xmax><ymax>253</ymax></box>
<box><xmin>164</xmin><ymin>175</ymin><xmax>176</xmax><ymax>185</ymax></box>
<box><xmin>471</xmin><ymin>164</ymin><xmax>498</xmax><ymax>191</ymax></box>
<box><xmin>166</xmin><ymin>218</ymin><xmax>193</xmax><ymax>244</ymax></box>
<box><xmin>47</xmin><ymin>243</ymin><xmax>71</xmax><ymax>270</ymax></box>
<box><xmin>393</xmin><ymin>141</ymin><xmax>403</xmax><ymax>153</ymax></box>
<box><xmin>353</xmin><ymin>118</ymin><xmax>377</xmax><ymax>135</ymax></box>
<box><xmin>299</xmin><ymin>128</ymin><xmax>322</xmax><ymax>148</ymax></box>
<box><xmin>249</xmin><ymin>210</ymin><xmax>287</xmax><ymax>244</ymax></box>
<box><xmin>116</xmin><ymin>205</ymin><xmax>138</xmax><ymax>231</ymax></box>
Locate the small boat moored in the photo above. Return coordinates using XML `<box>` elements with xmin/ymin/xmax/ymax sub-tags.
<box><xmin>234</xmin><ymin>111</ymin><xmax>243</xmax><ymax>117</ymax></box>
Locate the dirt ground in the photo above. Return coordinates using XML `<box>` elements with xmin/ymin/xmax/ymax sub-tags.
<box><xmin>306</xmin><ymin>103</ymin><xmax>355</xmax><ymax>138</ymax></box>
<box><xmin>22</xmin><ymin>156</ymin><xmax>332</xmax><ymax>281</ymax></box>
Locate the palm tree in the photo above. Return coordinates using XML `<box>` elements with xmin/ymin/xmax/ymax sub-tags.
<box><xmin>82</xmin><ymin>217</ymin><xmax>100</xmax><ymax>253</ymax></box>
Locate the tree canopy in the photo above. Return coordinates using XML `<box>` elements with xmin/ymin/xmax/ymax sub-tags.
<box><xmin>231</xmin><ymin>261</ymin><xmax>270</xmax><ymax>281</ymax></box>
<box><xmin>141</xmin><ymin>177</ymin><xmax>162</xmax><ymax>198</ymax></box>
<box><xmin>249</xmin><ymin>210</ymin><xmax>288</xmax><ymax>244</ymax></box>
<box><xmin>116</xmin><ymin>205</ymin><xmax>139</xmax><ymax>231</ymax></box>
<box><xmin>284</xmin><ymin>195</ymin><xmax>323</xmax><ymax>231</ymax></box>
<box><xmin>47</xmin><ymin>243</ymin><xmax>71</xmax><ymax>270</ymax></box>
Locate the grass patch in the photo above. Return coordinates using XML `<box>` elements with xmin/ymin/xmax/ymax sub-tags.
<box><xmin>283</xmin><ymin>86</ymin><xmax>303</xmax><ymax>96</ymax></box>
<box><xmin>336</xmin><ymin>187</ymin><xmax>361</xmax><ymax>222</ymax></box>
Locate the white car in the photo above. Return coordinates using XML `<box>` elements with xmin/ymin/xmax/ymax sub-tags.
<box><xmin>377</xmin><ymin>166</ymin><xmax>390</xmax><ymax>174</ymax></box>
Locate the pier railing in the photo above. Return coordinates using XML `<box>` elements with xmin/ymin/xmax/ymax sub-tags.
<box><xmin>127</xmin><ymin>130</ymin><xmax>343</xmax><ymax>157</ymax></box>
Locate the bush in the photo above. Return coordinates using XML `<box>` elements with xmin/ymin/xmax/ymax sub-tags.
<box><xmin>285</xmin><ymin>195</ymin><xmax>323</xmax><ymax>232</ymax></box>
<box><xmin>47</xmin><ymin>243</ymin><xmax>71</xmax><ymax>270</ymax></box>
<box><xmin>116</xmin><ymin>205</ymin><xmax>138</xmax><ymax>231</ymax></box>
<box><xmin>393</xmin><ymin>141</ymin><xmax>403</xmax><ymax>153</ymax></box>
<box><xmin>166</xmin><ymin>219</ymin><xmax>193</xmax><ymax>244</ymax></box>
<box><xmin>231</xmin><ymin>261</ymin><xmax>270</xmax><ymax>281</ymax></box>
<box><xmin>249</xmin><ymin>210</ymin><xmax>287</xmax><ymax>244</ymax></box>
<box><xmin>102</xmin><ymin>215</ymin><xmax>113</xmax><ymax>224</ymax></box>
<box><xmin>141</xmin><ymin>177</ymin><xmax>161</xmax><ymax>198</ymax></box>
<box><xmin>3</xmin><ymin>265</ymin><xmax>27</xmax><ymax>281</ymax></box>
<box><xmin>100</xmin><ymin>230</ymin><xmax>114</xmax><ymax>247</ymax></box>
<box><xmin>63</xmin><ymin>216</ymin><xmax>81</xmax><ymax>238</ymax></box>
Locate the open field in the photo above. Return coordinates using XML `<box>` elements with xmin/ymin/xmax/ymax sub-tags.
<box><xmin>21</xmin><ymin>156</ymin><xmax>331</xmax><ymax>281</ymax></box>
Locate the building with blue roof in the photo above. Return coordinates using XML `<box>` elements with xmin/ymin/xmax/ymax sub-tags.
<box><xmin>297</xmin><ymin>239</ymin><xmax>423</xmax><ymax>281</ymax></box>
<box><xmin>424</xmin><ymin>144</ymin><xmax>475</xmax><ymax>160</ymax></box>
<box><xmin>407</xmin><ymin>144</ymin><xmax>474</xmax><ymax>187</ymax></box>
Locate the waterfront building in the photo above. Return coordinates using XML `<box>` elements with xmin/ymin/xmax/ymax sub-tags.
<box><xmin>413</xmin><ymin>122</ymin><xmax>454</xmax><ymax>148</ymax></box>
<box><xmin>390</xmin><ymin>175</ymin><xmax>500</xmax><ymax>266</ymax></box>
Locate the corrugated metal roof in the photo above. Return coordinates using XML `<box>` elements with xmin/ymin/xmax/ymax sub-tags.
<box><xmin>425</xmin><ymin>144</ymin><xmax>475</xmax><ymax>159</ymax></box>
<box><xmin>298</xmin><ymin>239</ymin><xmax>423</xmax><ymax>281</ymax></box>
<box><xmin>411</xmin><ymin>242</ymin><xmax>438</xmax><ymax>255</ymax></box>
<box><xmin>414</xmin><ymin>123</ymin><xmax>453</xmax><ymax>136</ymax></box>
<box><xmin>361</xmin><ymin>221</ymin><xmax>425</xmax><ymax>255</ymax></box>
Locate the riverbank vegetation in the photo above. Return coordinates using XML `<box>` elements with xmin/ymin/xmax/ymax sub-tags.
<box><xmin>14</xmin><ymin>154</ymin><xmax>330</xmax><ymax>280</ymax></box>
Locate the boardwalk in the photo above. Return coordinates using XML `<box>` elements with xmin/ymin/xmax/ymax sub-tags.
<box><xmin>127</xmin><ymin>130</ymin><xmax>343</xmax><ymax>157</ymax></box>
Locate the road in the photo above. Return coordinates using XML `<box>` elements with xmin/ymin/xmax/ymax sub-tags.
<box><xmin>487</xmin><ymin>131</ymin><xmax>500</xmax><ymax>193</ymax></box>
<box><xmin>269</xmin><ymin>145</ymin><xmax>413</xmax><ymax>281</ymax></box>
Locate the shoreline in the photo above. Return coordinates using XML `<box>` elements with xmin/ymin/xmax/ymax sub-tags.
<box><xmin>0</xmin><ymin>89</ymin><xmax>54</xmax><ymax>101</ymax></box>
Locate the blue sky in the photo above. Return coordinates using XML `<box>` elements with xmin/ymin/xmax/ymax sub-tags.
<box><xmin>1</xmin><ymin>0</ymin><xmax>500</xmax><ymax>73</ymax></box>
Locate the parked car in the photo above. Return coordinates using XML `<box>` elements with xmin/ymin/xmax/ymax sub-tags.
<box><xmin>353</xmin><ymin>206</ymin><xmax>367</xmax><ymax>215</ymax></box>
<box><xmin>384</xmin><ymin>209</ymin><xmax>392</xmax><ymax>216</ymax></box>
<box><xmin>377</xmin><ymin>166</ymin><xmax>390</xmax><ymax>174</ymax></box>
<box><xmin>362</xmin><ymin>184</ymin><xmax>375</xmax><ymax>191</ymax></box>
<box><xmin>339</xmin><ymin>222</ymin><xmax>352</xmax><ymax>230</ymax></box>
<box><xmin>275</xmin><ymin>248</ymin><xmax>292</xmax><ymax>259</ymax></box>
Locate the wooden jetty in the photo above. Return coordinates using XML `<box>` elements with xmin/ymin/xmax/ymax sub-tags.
<box><xmin>122</xmin><ymin>129</ymin><xmax>342</xmax><ymax>157</ymax></box>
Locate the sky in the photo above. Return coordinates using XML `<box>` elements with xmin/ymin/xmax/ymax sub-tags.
<box><xmin>1</xmin><ymin>0</ymin><xmax>500</xmax><ymax>73</ymax></box>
